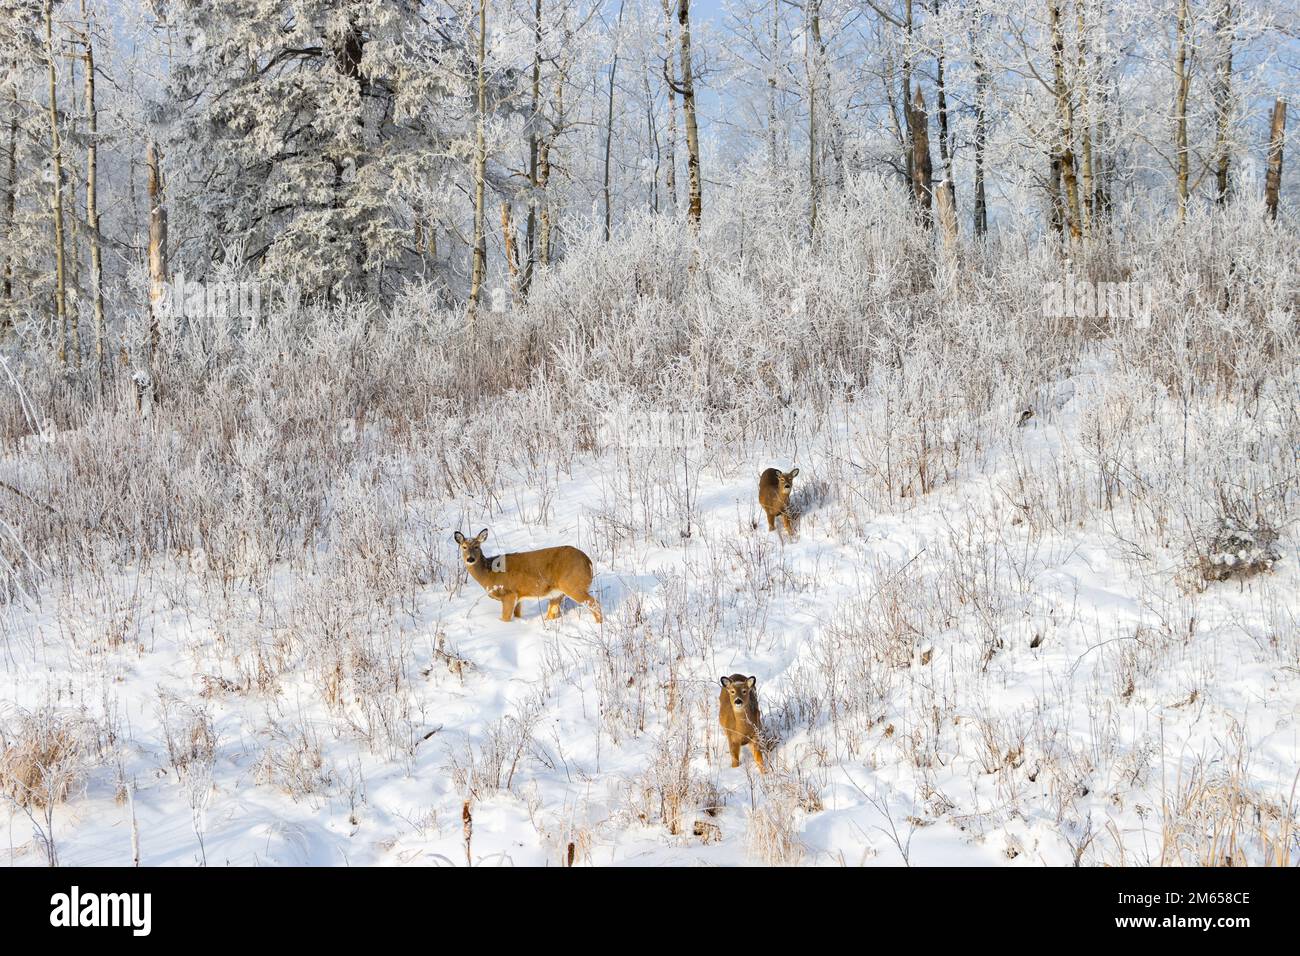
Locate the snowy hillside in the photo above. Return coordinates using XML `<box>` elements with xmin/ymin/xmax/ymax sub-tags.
<box><xmin>3</xmin><ymin>282</ymin><xmax>1296</xmax><ymax>866</ymax></box>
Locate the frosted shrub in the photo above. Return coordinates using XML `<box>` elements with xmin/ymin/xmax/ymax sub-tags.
<box><xmin>1198</xmin><ymin>515</ymin><xmax>1283</xmax><ymax>583</ymax></box>
<box><xmin>0</xmin><ymin>708</ymin><xmax>99</xmax><ymax>809</ymax></box>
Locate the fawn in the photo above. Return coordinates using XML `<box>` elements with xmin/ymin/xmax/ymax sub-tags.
<box><xmin>758</xmin><ymin>466</ymin><xmax>799</xmax><ymax>534</ymax></box>
<box><xmin>718</xmin><ymin>674</ymin><xmax>766</xmax><ymax>772</ymax></box>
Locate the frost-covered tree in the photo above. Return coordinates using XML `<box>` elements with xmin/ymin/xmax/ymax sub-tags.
<box><xmin>166</xmin><ymin>0</ymin><xmax>485</xmax><ymax>299</ymax></box>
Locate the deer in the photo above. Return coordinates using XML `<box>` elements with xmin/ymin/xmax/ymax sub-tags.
<box><xmin>758</xmin><ymin>466</ymin><xmax>799</xmax><ymax>535</ymax></box>
<box><xmin>453</xmin><ymin>529</ymin><xmax>603</xmax><ymax>623</ymax></box>
<box><xmin>718</xmin><ymin>674</ymin><xmax>766</xmax><ymax>772</ymax></box>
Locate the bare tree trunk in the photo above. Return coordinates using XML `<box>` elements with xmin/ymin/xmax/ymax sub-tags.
<box><xmin>332</xmin><ymin>17</ymin><xmax>367</xmax><ymax>290</ymax></box>
<box><xmin>973</xmin><ymin>41</ymin><xmax>988</xmax><ymax>237</ymax></box>
<box><xmin>500</xmin><ymin>200</ymin><xmax>520</xmax><ymax>299</ymax></box>
<box><xmin>809</xmin><ymin>0</ymin><xmax>845</xmax><ymax>192</ymax></box>
<box><xmin>1174</xmin><ymin>0</ymin><xmax>1190</xmax><ymax>222</ymax></box>
<box><xmin>1264</xmin><ymin>98</ymin><xmax>1286</xmax><ymax>221</ymax></box>
<box><xmin>1094</xmin><ymin>50</ymin><xmax>1115</xmax><ymax>219</ymax></box>
<box><xmin>1048</xmin><ymin>155</ymin><xmax>1065</xmax><ymax>234</ymax></box>
<box><xmin>645</xmin><ymin>63</ymin><xmax>659</xmax><ymax>213</ymax></box>
<box><xmin>902</xmin><ymin>0</ymin><xmax>914</xmax><ymax>192</ymax></box>
<box><xmin>538</xmin><ymin>139</ymin><xmax>553</xmax><ymax>265</ymax></box>
<box><xmin>678</xmin><ymin>0</ymin><xmax>702</xmax><ymax>227</ymax></box>
<box><xmin>935</xmin><ymin>170</ymin><xmax>958</xmax><ymax>257</ymax></box>
<box><xmin>604</xmin><ymin>0</ymin><xmax>626</xmax><ymax>241</ymax></box>
<box><xmin>807</xmin><ymin>4</ymin><xmax>818</xmax><ymax>231</ymax></box>
<box><xmin>145</xmin><ymin>138</ymin><xmax>167</xmax><ymax>400</ymax></box>
<box><xmin>45</xmin><ymin>0</ymin><xmax>70</xmax><ymax>364</ymax></box>
<box><xmin>468</xmin><ymin>0</ymin><xmax>488</xmax><ymax>310</ymax></box>
<box><xmin>1212</xmin><ymin>0</ymin><xmax>1234</xmax><ymax>204</ymax></box>
<box><xmin>931</xmin><ymin>0</ymin><xmax>955</xmax><ymax>218</ymax></box>
<box><xmin>81</xmin><ymin>1</ymin><xmax>104</xmax><ymax>382</ymax></box>
<box><xmin>1049</xmin><ymin>0</ymin><xmax>1082</xmax><ymax>240</ymax></box>
<box><xmin>661</xmin><ymin>0</ymin><xmax>678</xmax><ymax>211</ymax></box>
<box><xmin>767</xmin><ymin>0</ymin><xmax>779</xmax><ymax>171</ymax></box>
<box><xmin>910</xmin><ymin>87</ymin><xmax>933</xmax><ymax>226</ymax></box>
<box><xmin>538</xmin><ymin>71</ymin><xmax>564</xmax><ymax>267</ymax></box>
<box><xmin>3</xmin><ymin>67</ymin><xmax>17</xmax><ymax>311</ymax></box>
<box><xmin>523</xmin><ymin>0</ymin><xmax>542</xmax><ymax>294</ymax></box>
<box><xmin>66</xmin><ymin>44</ymin><xmax>80</xmax><ymax>304</ymax></box>
<box><xmin>1075</xmin><ymin>0</ymin><xmax>1093</xmax><ymax>236</ymax></box>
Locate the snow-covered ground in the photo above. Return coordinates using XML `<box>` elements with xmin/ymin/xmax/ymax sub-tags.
<box><xmin>2</xmin><ymin>347</ymin><xmax>1296</xmax><ymax>867</ymax></box>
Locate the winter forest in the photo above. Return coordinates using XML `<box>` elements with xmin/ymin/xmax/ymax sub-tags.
<box><xmin>0</xmin><ymin>0</ymin><xmax>1297</xmax><ymax>868</ymax></box>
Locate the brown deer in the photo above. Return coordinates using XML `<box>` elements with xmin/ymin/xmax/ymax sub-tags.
<box><xmin>758</xmin><ymin>466</ymin><xmax>799</xmax><ymax>534</ymax></box>
<box><xmin>453</xmin><ymin>529</ymin><xmax>603</xmax><ymax>623</ymax></box>
<box><xmin>718</xmin><ymin>675</ymin><xmax>766</xmax><ymax>772</ymax></box>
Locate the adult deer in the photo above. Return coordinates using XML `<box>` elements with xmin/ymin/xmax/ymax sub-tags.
<box><xmin>453</xmin><ymin>529</ymin><xmax>603</xmax><ymax>623</ymax></box>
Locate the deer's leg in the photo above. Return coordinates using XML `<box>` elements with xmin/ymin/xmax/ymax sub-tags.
<box><xmin>781</xmin><ymin>512</ymin><xmax>794</xmax><ymax>536</ymax></box>
<box><xmin>565</xmin><ymin>588</ymin><xmax>602</xmax><ymax>624</ymax></box>
<box><xmin>726</xmin><ymin>733</ymin><xmax>742</xmax><ymax>768</ymax></box>
<box><xmin>514</xmin><ymin>601</ymin><xmax>524</xmax><ymax>618</ymax></box>
<box><xmin>750</xmin><ymin>738</ymin><xmax>767</xmax><ymax>773</ymax></box>
<box><xmin>499</xmin><ymin>592</ymin><xmax>518</xmax><ymax>622</ymax></box>
<box><xmin>766</xmin><ymin>512</ymin><xmax>776</xmax><ymax>531</ymax></box>
<box><xmin>546</xmin><ymin>596</ymin><xmax>564</xmax><ymax>619</ymax></box>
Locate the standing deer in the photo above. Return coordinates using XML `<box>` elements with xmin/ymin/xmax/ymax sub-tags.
<box><xmin>718</xmin><ymin>674</ymin><xmax>766</xmax><ymax>772</ymax></box>
<box><xmin>758</xmin><ymin>466</ymin><xmax>799</xmax><ymax>534</ymax></box>
<box><xmin>453</xmin><ymin>529</ymin><xmax>603</xmax><ymax>623</ymax></box>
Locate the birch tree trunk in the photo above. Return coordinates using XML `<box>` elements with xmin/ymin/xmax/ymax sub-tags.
<box><xmin>1074</xmin><ymin>0</ymin><xmax>1093</xmax><ymax>236</ymax></box>
<box><xmin>81</xmin><ymin>1</ymin><xmax>104</xmax><ymax>380</ymax></box>
<box><xmin>644</xmin><ymin>61</ymin><xmax>659</xmax><ymax>213</ymax></box>
<box><xmin>973</xmin><ymin>42</ymin><xmax>988</xmax><ymax>237</ymax></box>
<box><xmin>678</xmin><ymin>0</ymin><xmax>702</xmax><ymax>227</ymax></box>
<box><xmin>932</xmin><ymin>0</ymin><xmax>956</xmax><ymax>219</ymax></box>
<box><xmin>902</xmin><ymin>0</ymin><xmax>914</xmax><ymax>193</ymax></box>
<box><xmin>1049</xmin><ymin>0</ymin><xmax>1082</xmax><ymax>240</ymax></box>
<box><xmin>1212</xmin><ymin>0</ymin><xmax>1234</xmax><ymax>204</ymax></box>
<box><xmin>45</xmin><ymin>0</ymin><xmax>70</xmax><ymax>364</ymax></box>
<box><xmin>661</xmin><ymin>0</ymin><xmax>678</xmax><ymax>211</ymax></box>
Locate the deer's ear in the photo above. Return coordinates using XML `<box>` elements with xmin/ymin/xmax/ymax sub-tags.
<box><xmin>746</xmin><ymin>676</ymin><xmax>757</xmax><ymax>689</ymax></box>
<box><xmin>720</xmin><ymin>676</ymin><xmax>732</xmax><ymax>687</ymax></box>
<box><xmin>476</xmin><ymin>528</ymin><xmax>489</xmax><ymax>543</ymax></box>
<box><xmin>787</xmin><ymin>467</ymin><xmax>799</xmax><ymax>479</ymax></box>
<box><xmin>453</xmin><ymin>531</ymin><xmax>465</xmax><ymax>544</ymax></box>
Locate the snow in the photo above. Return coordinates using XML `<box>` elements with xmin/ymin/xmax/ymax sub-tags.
<box><xmin>2</xmin><ymin>358</ymin><xmax>1296</xmax><ymax>867</ymax></box>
